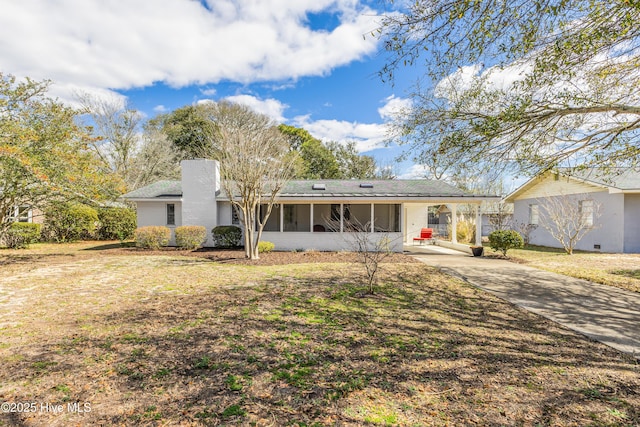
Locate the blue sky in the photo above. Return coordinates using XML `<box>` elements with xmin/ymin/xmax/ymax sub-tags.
<box><xmin>0</xmin><ymin>0</ymin><xmax>428</xmax><ymax>177</ymax></box>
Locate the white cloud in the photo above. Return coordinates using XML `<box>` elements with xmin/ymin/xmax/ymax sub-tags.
<box><xmin>293</xmin><ymin>116</ymin><xmax>387</xmax><ymax>152</ymax></box>
<box><xmin>397</xmin><ymin>164</ymin><xmax>430</xmax><ymax>179</ymax></box>
<box><xmin>47</xmin><ymin>82</ymin><xmax>129</xmax><ymax>111</ymax></box>
<box><xmin>199</xmin><ymin>88</ymin><xmax>217</xmax><ymax>97</ymax></box>
<box><xmin>0</xmin><ymin>0</ymin><xmax>379</xmax><ymax>103</ymax></box>
<box><xmin>153</xmin><ymin>105</ymin><xmax>169</xmax><ymax>113</ymax></box>
<box><xmin>378</xmin><ymin>95</ymin><xmax>412</xmax><ymax>121</ymax></box>
<box><xmin>435</xmin><ymin>62</ymin><xmax>533</xmax><ymax>100</ymax></box>
<box><xmin>291</xmin><ymin>95</ymin><xmax>409</xmax><ymax>153</ymax></box>
<box><xmin>223</xmin><ymin>94</ymin><xmax>288</xmax><ymax>123</ymax></box>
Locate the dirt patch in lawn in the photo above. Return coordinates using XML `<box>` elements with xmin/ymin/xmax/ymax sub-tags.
<box><xmin>0</xmin><ymin>246</ymin><xmax>638</xmax><ymax>426</ymax></box>
<box><xmin>89</xmin><ymin>244</ymin><xmax>415</xmax><ymax>266</ymax></box>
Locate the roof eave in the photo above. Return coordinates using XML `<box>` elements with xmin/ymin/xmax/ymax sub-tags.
<box><xmin>123</xmin><ymin>197</ymin><xmax>183</xmax><ymax>202</ymax></box>
<box><xmin>218</xmin><ymin>195</ymin><xmax>499</xmax><ymax>203</ymax></box>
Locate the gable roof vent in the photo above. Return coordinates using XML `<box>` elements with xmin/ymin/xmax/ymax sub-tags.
<box><xmin>312</xmin><ymin>183</ymin><xmax>326</xmax><ymax>190</ymax></box>
<box><xmin>359</xmin><ymin>183</ymin><xmax>374</xmax><ymax>188</ymax></box>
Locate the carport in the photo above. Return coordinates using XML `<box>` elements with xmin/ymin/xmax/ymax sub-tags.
<box><xmin>403</xmin><ymin>196</ymin><xmax>500</xmax><ymax>253</ymax></box>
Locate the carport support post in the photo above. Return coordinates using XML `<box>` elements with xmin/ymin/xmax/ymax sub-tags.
<box><xmin>451</xmin><ymin>204</ymin><xmax>458</xmax><ymax>244</ymax></box>
<box><xmin>475</xmin><ymin>204</ymin><xmax>482</xmax><ymax>246</ymax></box>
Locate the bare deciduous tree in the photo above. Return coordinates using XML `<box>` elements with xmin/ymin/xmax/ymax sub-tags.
<box><xmin>487</xmin><ymin>202</ymin><xmax>513</xmax><ymax>232</ymax></box>
<box><xmin>328</xmin><ymin>217</ymin><xmax>394</xmax><ymax>294</ymax></box>
<box><xmin>77</xmin><ymin>92</ymin><xmax>143</xmax><ymax>188</ymax></box>
<box><xmin>128</xmin><ymin>120</ymin><xmax>181</xmax><ymax>190</ymax></box>
<box><xmin>213</xmin><ymin>101</ymin><xmax>295</xmax><ymax>260</ymax></box>
<box><xmin>539</xmin><ymin>194</ymin><xmax>602</xmax><ymax>255</ymax></box>
<box><xmin>515</xmin><ymin>222</ymin><xmax>537</xmax><ymax>246</ymax></box>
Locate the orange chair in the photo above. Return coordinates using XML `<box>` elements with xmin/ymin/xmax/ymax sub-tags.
<box><xmin>412</xmin><ymin>228</ymin><xmax>434</xmax><ymax>245</ymax></box>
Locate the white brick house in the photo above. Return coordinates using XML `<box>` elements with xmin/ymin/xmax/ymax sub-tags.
<box><xmin>123</xmin><ymin>159</ymin><xmax>497</xmax><ymax>252</ymax></box>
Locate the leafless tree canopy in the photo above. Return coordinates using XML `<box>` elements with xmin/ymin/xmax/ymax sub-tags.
<box><xmin>326</xmin><ymin>217</ymin><xmax>394</xmax><ymax>294</ymax></box>
<box><xmin>539</xmin><ymin>193</ymin><xmax>602</xmax><ymax>254</ymax></box>
<box><xmin>213</xmin><ymin>101</ymin><xmax>296</xmax><ymax>260</ymax></box>
<box><xmin>77</xmin><ymin>92</ymin><xmax>143</xmax><ymax>189</ymax></box>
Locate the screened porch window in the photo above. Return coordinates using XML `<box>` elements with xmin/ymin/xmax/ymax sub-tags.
<box><xmin>343</xmin><ymin>204</ymin><xmax>370</xmax><ymax>232</ymax></box>
<box><xmin>283</xmin><ymin>204</ymin><xmax>310</xmax><ymax>232</ymax></box>
<box><xmin>312</xmin><ymin>204</ymin><xmax>337</xmax><ymax>232</ymax></box>
<box><xmin>258</xmin><ymin>204</ymin><xmax>281</xmax><ymax>232</ymax></box>
<box><xmin>374</xmin><ymin>204</ymin><xmax>400</xmax><ymax>232</ymax></box>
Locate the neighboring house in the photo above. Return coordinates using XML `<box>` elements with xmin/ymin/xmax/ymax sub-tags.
<box><xmin>7</xmin><ymin>206</ymin><xmax>43</xmax><ymax>224</ymax></box>
<box><xmin>505</xmin><ymin>169</ymin><xmax>640</xmax><ymax>253</ymax></box>
<box><xmin>122</xmin><ymin>159</ymin><xmax>498</xmax><ymax>252</ymax></box>
<box><xmin>480</xmin><ymin>202</ymin><xmax>514</xmax><ymax>236</ymax></box>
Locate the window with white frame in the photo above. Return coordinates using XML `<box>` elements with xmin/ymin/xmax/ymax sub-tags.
<box><xmin>8</xmin><ymin>206</ymin><xmax>31</xmax><ymax>222</ymax></box>
<box><xmin>579</xmin><ymin>199</ymin><xmax>594</xmax><ymax>227</ymax></box>
<box><xmin>17</xmin><ymin>206</ymin><xmax>31</xmax><ymax>222</ymax></box>
<box><xmin>529</xmin><ymin>204</ymin><xmax>539</xmax><ymax>225</ymax></box>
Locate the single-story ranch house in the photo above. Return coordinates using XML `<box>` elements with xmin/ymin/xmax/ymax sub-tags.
<box><xmin>505</xmin><ymin>169</ymin><xmax>640</xmax><ymax>253</ymax></box>
<box><xmin>123</xmin><ymin>160</ymin><xmax>498</xmax><ymax>252</ymax></box>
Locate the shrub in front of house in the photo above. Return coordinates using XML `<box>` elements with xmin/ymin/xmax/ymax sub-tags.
<box><xmin>212</xmin><ymin>225</ymin><xmax>242</xmax><ymax>248</ymax></box>
<box><xmin>3</xmin><ymin>223</ymin><xmax>42</xmax><ymax>249</ymax></box>
<box><xmin>175</xmin><ymin>225</ymin><xmax>207</xmax><ymax>250</ymax></box>
<box><xmin>488</xmin><ymin>229</ymin><xmax>524</xmax><ymax>257</ymax></box>
<box><xmin>12</xmin><ymin>222</ymin><xmax>41</xmax><ymax>244</ymax></box>
<box><xmin>257</xmin><ymin>241</ymin><xmax>275</xmax><ymax>253</ymax></box>
<box><xmin>135</xmin><ymin>226</ymin><xmax>171</xmax><ymax>249</ymax></box>
<box><xmin>97</xmin><ymin>207</ymin><xmax>137</xmax><ymax>241</ymax></box>
<box><xmin>43</xmin><ymin>202</ymin><xmax>99</xmax><ymax>242</ymax></box>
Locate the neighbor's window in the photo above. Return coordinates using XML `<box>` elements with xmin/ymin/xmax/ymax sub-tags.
<box><xmin>17</xmin><ymin>206</ymin><xmax>30</xmax><ymax>222</ymax></box>
<box><xmin>166</xmin><ymin>204</ymin><xmax>175</xmax><ymax>225</ymax></box>
<box><xmin>374</xmin><ymin>204</ymin><xmax>400</xmax><ymax>232</ymax></box>
<box><xmin>283</xmin><ymin>204</ymin><xmax>310</xmax><ymax>232</ymax></box>
<box><xmin>579</xmin><ymin>200</ymin><xmax>594</xmax><ymax>227</ymax></box>
<box><xmin>529</xmin><ymin>204</ymin><xmax>539</xmax><ymax>225</ymax></box>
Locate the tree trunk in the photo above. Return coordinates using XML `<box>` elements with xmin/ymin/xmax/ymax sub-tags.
<box><xmin>244</xmin><ymin>207</ymin><xmax>260</xmax><ymax>260</ymax></box>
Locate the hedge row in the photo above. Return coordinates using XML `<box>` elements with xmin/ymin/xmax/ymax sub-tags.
<box><xmin>134</xmin><ymin>225</ymin><xmax>245</xmax><ymax>250</ymax></box>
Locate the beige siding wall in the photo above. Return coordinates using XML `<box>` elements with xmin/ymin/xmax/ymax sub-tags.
<box><xmin>514</xmin><ymin>174</ymin><xmax>605</xmax><ymax>200</ymax></box>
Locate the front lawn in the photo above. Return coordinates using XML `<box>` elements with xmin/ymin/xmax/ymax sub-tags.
<box><xmin>1</xmin><ymin>243</ymin><xmax>638</xmax><ymax>426</ymax></box>
<box><xmin>485</xmin><ymin>245</ymin><xmax>640</xmax><ymax>293</ymax></box>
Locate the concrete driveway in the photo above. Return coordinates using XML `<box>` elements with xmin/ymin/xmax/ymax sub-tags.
<box><xmin>408</xmin><ymin>245</ymin><xmax>640</xmax><ymax>358</ymax></box>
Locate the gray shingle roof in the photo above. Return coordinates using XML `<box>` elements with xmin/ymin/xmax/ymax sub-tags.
<box><xmin>122</xmin><ymin>180</ymin><xmax>182</xmax><ymax>199</ymax></box>
<box><xmin>564</xmin><ymin>168</ymin><xmax>640</xmax><ymax>190</ymax></box>
<box><xmin>122</xmin><ymin>179</ymin><xmax>492</xmax><ymax>200</ymax></box>
<box><xmin>279</xmin><ymin>179</ymin><xmax>477</xmax><ymax>198</ymax></box>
